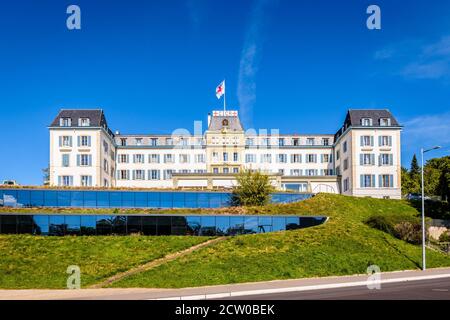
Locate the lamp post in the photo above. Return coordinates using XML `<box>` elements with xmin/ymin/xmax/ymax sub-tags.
<box><xmin>421</xmin><ymin>146</ymin><xmax>441</xmax><ymax>271</ymax></box>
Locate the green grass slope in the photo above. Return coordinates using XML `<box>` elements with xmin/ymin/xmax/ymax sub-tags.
<box><xmin>0</xmin><ymin>236</ymin><xmax>209</xmax><ymax>289</ymax></box>
<box><xmin>111</xmin><ymin>194</ymin><xmax>450</xmax><ymax>288</ymax></box>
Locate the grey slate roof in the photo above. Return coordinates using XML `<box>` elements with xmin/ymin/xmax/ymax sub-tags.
<box><xmin>208</xmin><ymin>115</ymin><xmax>244</xmax><ymax>131</ymax></box>
<box><xmin>334</xmin><ymin>109</ymin><xmax>401</xmax><ymax>141</ymax></box>
<box><xmin>49</xmin><ymin>109</ymin><xmax>108</xmax><ymax>128</ymax></box>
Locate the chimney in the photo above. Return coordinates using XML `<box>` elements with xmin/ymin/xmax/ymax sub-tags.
<box><xmin>207</xmin><ymin>113</ymin><xmax>211</xmax><ymax>127</ymax></box>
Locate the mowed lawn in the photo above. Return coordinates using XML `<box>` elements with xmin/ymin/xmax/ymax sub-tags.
<box><xmin>0</xmin><ymin>235</ymin><xmax>209</xmax><ymax>289</ymax></box>
<box><xmin>110</xmin><ymin>194</ymin><xmax>450</xmax><ymax>288</ymax></box>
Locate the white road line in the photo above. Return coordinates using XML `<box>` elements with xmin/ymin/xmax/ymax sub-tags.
<box><xmin>150</xmin><ymin>273</ymin><xmax>450</xmax><ymax>300</ymax></box>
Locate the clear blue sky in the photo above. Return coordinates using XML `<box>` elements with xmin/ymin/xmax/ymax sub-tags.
<box><xmin>0</xmin><ymin>0</ymin><xmax>449</xmax><ymax>185</ymax></box>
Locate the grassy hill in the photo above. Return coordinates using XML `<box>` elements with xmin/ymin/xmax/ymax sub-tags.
<box><xmin>2</xmin><ymin>194</ymin><xmax>450</xmax><ymax>289</ymax></box>
<box><xmin>110</xmin><ymin>194</ymin><xmax>450</xmax><ymax>288</ymax></box>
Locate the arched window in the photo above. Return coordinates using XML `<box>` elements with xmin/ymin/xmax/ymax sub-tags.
<box><xmin>222</xmin><ymin>119</ymin><xmax>229</xmax><ymax>127</ymax></box>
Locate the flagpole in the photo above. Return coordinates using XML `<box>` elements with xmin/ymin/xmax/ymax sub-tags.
<box><xmin>223</xmin><ymin>80</ymin><xmax>226</xmax><ymax>112</ymax></box>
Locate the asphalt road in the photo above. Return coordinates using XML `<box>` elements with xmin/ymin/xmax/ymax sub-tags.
<box><xmin>218</xmin><ymin>277</ymin><xmax>450</xmax><ymax>300</ymax></box>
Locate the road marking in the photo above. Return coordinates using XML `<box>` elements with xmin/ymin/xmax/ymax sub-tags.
<box><xmin>151</xmin><ymin>273</ymin><xmax>450</xmax><ymax>300</ymax></box>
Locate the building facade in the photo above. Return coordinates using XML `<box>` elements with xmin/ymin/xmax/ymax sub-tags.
<box><xmin>48</xmin><ymin>108</ymin><xmax>402</xmax><ymax>199</ymax></box>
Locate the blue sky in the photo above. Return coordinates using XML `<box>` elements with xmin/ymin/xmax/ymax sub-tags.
<box><xmin>0</xmin><ymin>0</ymin><xmax>449</xmax><ymax>185</ymax></box>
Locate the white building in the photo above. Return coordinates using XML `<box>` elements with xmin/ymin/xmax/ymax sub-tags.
<box><xmin>48</xmin><ymin>108</ymin><xmax>402</xmax><ymax>199</ymax></box>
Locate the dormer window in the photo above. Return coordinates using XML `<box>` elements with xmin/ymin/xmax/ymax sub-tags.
<box><xmin>135</xmin><ymin>138</ymin><xmax>142</xmax><ymax>146</ymax></box>
<box><xmin>79</xmin><ymin>118</ymin><xmax>90</xmax><ymax>127</ymax></box>
<box><xmin>361</xmin><ymin>118</ymin><xmax>372</xmax><ymax>126</ymax></box>
<box><xmin>120</xmin><ymin>138</ymin><xmax>127</xmax><ymax>146</ymax></box>
<box><xmin>60</xmin><ymin>118</ymin><xmax>71</xmax><ymax>127</ymax></box>
<box><xmin>379</xmin><ymin>118</ymin><xmax>390</xmax><ymax>126</ymax></box>
<box><xmin>222</xmin><ymin>119</ymin><xmax>229</xmax><ymax>127</ymax></box>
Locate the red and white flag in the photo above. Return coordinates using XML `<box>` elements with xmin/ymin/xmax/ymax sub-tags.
<box><xmin>216</xmin><ymin>80</ymin><xmax>225</xmax><ymax>99</ymax></box>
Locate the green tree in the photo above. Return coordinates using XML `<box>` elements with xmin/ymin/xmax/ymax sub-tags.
<box><xmin>410</xmin><ymin>154</ymin><xmax>420</xmax><ymax>179</ymax></box>
<box><xmin>231</xmin><ymin>170</ymin><xmax>274</xmax><ymax>206</ymax></box>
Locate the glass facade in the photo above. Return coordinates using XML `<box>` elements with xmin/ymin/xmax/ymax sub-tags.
<box><xmin>0</xmin><ymin>214</ymin><xmax>327</xmax><ymax>236</ymax></box>
<box><xmin>0</xmin><ymin>189</ymin><xmax>311</xmax><ymax>209</ymax></box>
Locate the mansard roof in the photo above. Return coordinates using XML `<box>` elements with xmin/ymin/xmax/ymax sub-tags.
<box><xmin>49</xmin><ymin>109</ymin><xmax>109</xmax><ymax>128</ymax></box>
<box><xmin>207</xmin><ymin>111</ymin><xmax>244</xmax><ymax>131</ymax></box>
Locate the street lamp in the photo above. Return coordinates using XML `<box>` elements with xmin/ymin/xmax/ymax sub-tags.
<box><xmin>421</xmin><ymin>145</ymin><xmax>441</xmax><ymax>271</ymax></box>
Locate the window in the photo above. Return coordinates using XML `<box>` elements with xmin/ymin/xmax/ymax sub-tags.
<box><xmin>223</xmin><ymin>152</ymin><xmax>228</xmax><ymax>161</ymax></box>
<box><xmin>322</xmin><ymin>169</ymin><xmax>334</xmax><ymax>176</ymax></box>
<box><xmin>322</xmin><ymin>138</ymin><xmax>329</xmax><ymax>146</ymax></box>
<box><xmin>379</xmin><ymin>136</ymin><xmax>392</xmax><ymax>147</ymax></box>
<box><xmin>164</xmin><ymin>154</ymin><xmax>174</xmax><ymax>163</ymax></box>
<box><xmin>148</xmin><ymin>170</ymin><xmax>160</xmax><ymax>180</ymax></box>
<box><xmin>360</xmin><ymin>135</ymin><xmax>374</xmax><ymax>147</ymax></box>
<box><xmin>336</xmin><ymin>150</ymin><xmax>340</xmax><ymax>160</ymax></box>
<box><xmin>79</xmin><ymin>118</ymin><xmax>90</xmax><ymax>127</ymax></box>
<box><xmin>245</xmin><ymin>154</ymin><xmax>256</xmax><ymax>163</ymax></box>
<box><xmin>223</xmin><ymin>168</ymin><xmax>229</xmax><ymax>174</ymax></box>
<box><xmin>165</xmin><ymin>138</ymin><xmax>173</xmax><ymax>145</ymax></box>
<box><xmin>306</xmin><ymin>138</ymin><xmax>315</xmax><ymax>146</ymax></box>
<box><xmin>321</xmin><ymin>154</ymin><xmax>330</xmax><ymax>163</ymax></box>
<box><xmin>103</xmin><ymin>140</ymin><xmax>109</xmax><ymax>153</ymax></box>
<box><xmin>222</xmin><ymin>119</ymin><xmax>229</xmax><ymax>127</ymax></box>
<box><xmin>120</xmin><ymin>138</ymin><xmax>127</xmax><ymax>146</ymax></box>
<box><xmin>59</xmin><ymin>176</ymin><xmax>73</xmax><ymax>186</ymax></box>
<box><xmin>78</xmin><ymin>136</ymin><xmax>91</xmax><ymax>147</ymax></box>
<box><xmin>292</xmin><ymin>138</ymin><xmax>299</xmax><ymax>146</ymax></box>
<box><xmin>60</xmin><ymin>136</ymin><xmax>72</xmax><ymax>147</ymax></box>
<box><xmin>335</xmin><ymin>166</ymin><xmax>341</xmax><ymax>175</ymax></box>
<box><xmin>343</xmin><ymin>141</ymin><xmax>347</xmax><ymax>153</ymax></box>
<box><xmin>135</xmin><ymin>138</ymin><xmax>142</xmax><ymax>146</ymax></box>
<box><xmin>233</xmin><ymin>152</ymin><xmax>238</xmax><ymax>162</ymax></box>
<box><xmin>60</xmin><ymin>118</ymin><xmax>71</xmax><ymax>127</ymax></box>
<box><xmin>179</xmin><ymin>154</ymin><xmax>190</xmax><ymax>163</ymax></box>
<box><xmin>212</xmin><ymin>152</ymin><xmax>219</xmax><ymax>162</ymax></box>
<box><xmin>133</xmin><ymin>170</ymin><xmax>145</xmax><ymax>180</ymax></box>
<box><xmin>360</xmin><ymin>153</ymin><xmax>375</xmax><ymax>166</ymax></box>
<box><xmin>379</xmin><ymin>174</ymin><xmax>394</xmax><ymax>188</ymax></box>
<box><xmin>80</xmin><ymin>175</ymin><xmax>92</xmax><ymax>186</ymax></box>
<box><xmin>119</xmin><ymin>154</ymin><xmax>129</xmax><ymax>163</ymax></box>
<box><xmin>233</xmin><ymin>168</ymin><xmax>239</xmax><ymax>173</ymax></box>
<box><xmin>278</xmin><ymin>138</ymin><xmax>285</xmax><ymax>146</ymax></box>
<box><xmin>343</xmin><ymin>159</ymin><xmax>348</xmax><ymax>171</ymax></box>
<box><xmin>195</xmin><ymin>154</ymin><xmax>205</xmax><ymax>163</ymax></box>
<box><xmin>103</xmin><ymin>159</ymin><xmax>109</xmax><ymax>173</ymax></box>
<box><xmin>163</xmin><ymin>170</ymin><xmax>174</xmax><ymax>180</ymax></box>
<box><xmin>291</xmin><ymin>154</ymin><xmax>302</xmax><ymax>163</ymax></box>
<box><xmin>277</xmin><ymin>154</ymin><xmax>287</xmax><ymax>163</ymax></box>
<box><xmin>343</xmin><ymin>178</ymin><xmax>349</xmax><ymax>192</ymax></box>
<box><xmin>118</xmin><ymin>170</ymin><xmax>130</xmax><ymax>180</ymax></box>
<box><xmin>133</xmin><ymin>154</ymin><xmax>145</xmax><ymax>164</ymax></box>
<box><xmin>361</xmin><ymin>118</ymin><xmax>373</xmax><ymax>126</ymax></box>
<box><xmin>379</xmin><ymin>118</ymin><xmax>391</xmax><ymax>126</ymax></box>
<box><xmin>306</xmin><ymin>154</ymin><xmax>317</xmax><ymax>163</ymax></box>
<box><xmin>149</xmin><ymin>154</ymin><xmax>160</xmax><ymax>163</ymax></box>
<box><xmin>261</xmin><ymin>154</ymin><xmax>272</xmax><ymax>163</ymax></box>
<box><xmin>262</xmin><ymin>138</ymin><xmax>270</xmax><ymax>146</ymax></box>
<box><xmin>278</xmin><ymin>169</ymin><xmax>284</xmax><ymax>175</ymax></box>
<box><xmin>379</xmin><ymin>154</ymin><xmax>393</xmax><ymax>166</ymax></box>
<box><xmin>246</xmin><ymin>138</ymin><xmax>254</xmax><ymax>146</ymax></box>
<box><xmin>305</xmin><ymin>169</ymin><xmax>318</xmax><ymax>176</ymax></box>
<box><xmin>150</xmin><ymin>138</ymin><xmax>158</xmax><ymax>146</ymax></box>
<box><xmin>360</xmin><ymin>174</ymin><xmax>376</xmax><ymax>188</ymax></box>
<box><xmin>77</xmin><ymin>154</ymin><xmax>92</xmax><ymax>167</ymax></box>
<box><xmin>290</xmin><ymin>169</ymin><xmax>302</xmax><ymax>176</ymax></box>
<box><xmin>213</xmin><ymin>168</ymin><xmax>219</xmax><ymax>174</ymax></box>
<box><xmin>62</xmin><ymin>154</ymin><xmax>70</xmax><ymax>167</ymax></box>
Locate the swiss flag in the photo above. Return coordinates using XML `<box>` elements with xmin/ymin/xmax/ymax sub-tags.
<box><xmin>216</xmin><ymin>80</ymin><xmax>225</xmax><ymax>99</ymax></box>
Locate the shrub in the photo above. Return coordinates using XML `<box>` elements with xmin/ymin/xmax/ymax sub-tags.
<box><xmin>231</xmin><ymin>170</ymin><xmax>274</xmax><ymax>206</ymax></box>
<box><xmin>365</xmin><ymin>214</ymin><xmax>425</xmax><ymax>244</ymax></box>
<box><xmin>439</xmin><ymin>231</ymin><xmax>450</xmax><ymax>243</ymax></box>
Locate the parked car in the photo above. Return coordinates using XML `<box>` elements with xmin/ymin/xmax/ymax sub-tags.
<box><xmin>1</xmin><ymin>180</ymin><xmax>18</xmax><ymax>186</ymax></box>
<box><xmin>406</xmin><ymin>193</ymin><xmax>431</xmax><ymax>200</ymax></box>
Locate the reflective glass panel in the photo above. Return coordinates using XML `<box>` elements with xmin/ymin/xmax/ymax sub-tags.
<box><xmin>17</xmin><ymin>190</ymin><xmax>31</xmax><ymax>207</ymax></box>
<box><xmin>97</xmin><ymin>192</ymin><xmax>109</xmax><ymax>208</ymax></box>
<box><xmin>81</xmin><ymin>216</ymin><xmax>96</xmax><ymax>235</ymax></box>
<box><xmin>272</xmin><ymin>217</ymin><xmax>286</xmax><ymax>232</ymax></box>
<box><xmin>186</xmin><ymin>216</ymin><xmax>201</xmax><ymax>235</ymax></box>
<box><xmin>200</xmin><ymin>216</ymin><xmax>216</xmax><ymax>236</ymax></box>
<box><xmin>127</xmin><ymin>216</ymin><xmax>142</xmax><ymax>234</ymax></box>
<box><xmin>30</xmin><ymin>191</ymin><xmax>45</xmax><ymax>207</ymax></box>
<box><xmin>134</xmin><ymin>192</ymin><xmax>147</xmax><ymax>208</ymax></box>
<box><xmin>216</xmin><ymin>216</ymin><xmax>230</xmax><ymax>236</ymax></box>
<box><xmin>65</xmin><ymin>215</ymin><xmax>81</xmax><ymax>235</ymax></box>
<box><xmin>229</xmin><ymin>216</ymin><xmax>244</xmax><ymax>235</ymax></box>
<box><xmin>157</xmin><ymin>216</ymin><xmax>171</xmax><ymax>235</ymax></box>
<box><xmin>171</xmin><ymin>216</ymin><xmax>187</xmax><ymax>235</ymax></box>
<box><xmin>33</xmin><ymin>215</ymin><xmax>49</xmax><ymax>235</ymax></box>
<box><xmin>1</xmin><ymin>215</ymin><xmax>17</xmax><ymax>234</ymax></box>
<box><xmin>244</xmin><ymin>217</ymin><xmax>258</xmax><ymax>234</ymax></box>
<box><xmin>110</xmin><ymin>192</ymin><xmax>122</xmax><ymax>208</ymax></box>
<box><xmin>148</xmin><ymin>193</ymin><xmax>160</xmax><ymax>207</ymax></box>
<box><xmin>160</xmin><ymin>192</ymin><xmax>172</xmax><ymax>208</ymax></box>
<box><xmin>44</xmin><ymin>191</ymin><xmax>58</xmax><ymax>207</ymax></box>
<box><xmin>57</xmin><ymin>191</ymin><xmax>71</xmax><ymax>207</ymax></box>
<box><xmin>122</xmin><ymin>193</ymin><xmax>134</xmax><ymax>208</ymax></box>
<box><xmin>197</xmin><ymin>193</ymin><xmax>209</xmax><ymax>208</ymax></box>
<box><xmin>84</xmin><ymin>192</ymin><xmax>97</xmax><ymax>208</ymax></box>
<box><xmin>185</xmin><ymin>193</ymin><xmax>198</xmax><ymax>208</ymax></box>
<box><xmin>71</xmin><ymin>191</ymin><xmax>84</xmax><ymax>207</ymax></box>
<box><xmin>96</xmin><ymin>215</ymin><xmax>113</xmax><ymax>235</ymax></box>
<box><xmin>112</xmin><ymin>216</ymin><xmax>127</xmax><ymax>235</ymax></box>
<box><xmin>49</xmin><ymin>216</ymin><xmax>66</xmax><ymax>235</ymax></box>
<box><xmin>173</xmin><ymin>193</ymin><xmax>185</xmax><ymax>208</ymax></box>
<box><xmin>258</xmin><ymin>217</ymin><xmax>272</xmax><ymax>233</ymax></box>
<box><xmin>17</xmin><ymin>215</ymin><xmax>33</xmax><ymax>234</ymax></box>
<box><xmin>286</xmin><ymin>217</ymin><xmax>301</xmax><ymax>230</ymax></box>
<box><xmin>142</xmin><ymin>216</ymin><xmax>157</xmax><ymax>235</ymax></box>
